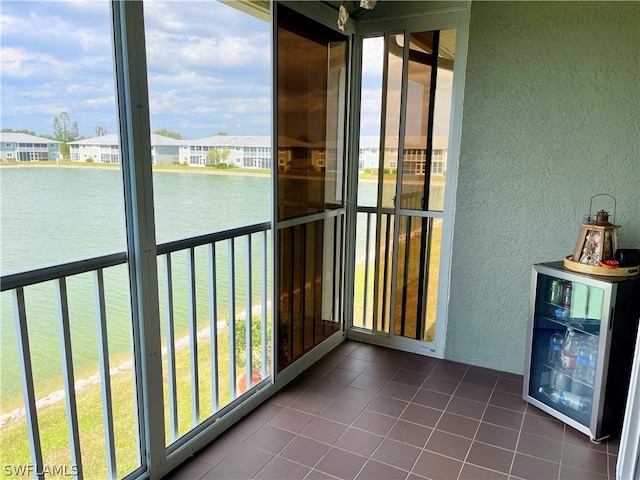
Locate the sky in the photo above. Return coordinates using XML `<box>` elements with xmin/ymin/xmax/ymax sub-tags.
<box><xmin>0</xmin><ymin>0</ymin><xmax>272</xmax><ymax>139</ymax></box>
<box><xmin>0</xmin><ymin>1</ymin><xmax>452</xmax><ymax>141</ymax></box>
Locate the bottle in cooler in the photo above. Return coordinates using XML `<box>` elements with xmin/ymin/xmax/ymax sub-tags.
<box><xmin>586</xmin><ymin>350</ymin><xmax>598</xmax><ymax>386</ymax></box>
<box><xmin>585</xmin><ymin>336</ymin><xmax>598</xmax><ymax>386</ymax></box>
<box><xmin>538</xmin><ymin>387</ymin><xmax>592</xmax><ymax>414</ymax></box>
<box><xmin>571</xmin><ymin>341</ymin><xmax>592</xmax><ymax>395</ymax></box>
<box><xmin>574</xmin><ymin>342</ymin><xmax>590</xmax><ymax>382</ymax></box>
<box><xmin>548</xmin><ymin>330</ymin><xmax>571</xmax><ymax>391</ymax></box>
<box><xmin>562</xmin><ymin>282</ymin><xmax>572</xmax><ymax>308</ymax></box>
<box><xmin>550</xmin><ymin>370</ymin><xmax>572</xmax><ymax>391</ymax></box>
<box><xmin>548</xmin><ymin>331</ymin><xmax>564</xmax><ymax>367</ymax></box>
<box><xmin>561</xmin><ymin>328</ymin><xmax>579</xmax><ymax>373</ymax></box>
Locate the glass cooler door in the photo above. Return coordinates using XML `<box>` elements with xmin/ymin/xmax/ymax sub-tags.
<box><xmin>527</xmin><ymin>270</ymin><xmax>607</xmax><ymax>432</ymax></box>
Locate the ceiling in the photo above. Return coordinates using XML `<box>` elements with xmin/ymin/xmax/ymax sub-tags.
<box><xmin>322</xmin><ymin>1</ymin><xmax>456</xmax><ymax>60</ymax></box>
<box><xmin>224</xmin><ymin>1</ymin><xmax>456</xmax><ymax>61</ymax></box>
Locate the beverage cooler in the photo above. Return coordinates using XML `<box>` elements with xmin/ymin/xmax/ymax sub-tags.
<box><xmin>523</xmin><ymin>262</ymin><xmax>640</xmax><ymax>441</ymax></box>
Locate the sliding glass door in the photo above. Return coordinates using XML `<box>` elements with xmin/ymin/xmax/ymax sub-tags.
<box><xmin>274</xmin><ymin>5</ymin><xmax>349</xmax><ymax>372</ymax></box>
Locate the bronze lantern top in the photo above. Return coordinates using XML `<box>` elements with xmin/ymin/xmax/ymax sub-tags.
<box><xmin>594</xmin><ymin>210</ymin><xmax>612</xmax><ymax>225</ymax></box>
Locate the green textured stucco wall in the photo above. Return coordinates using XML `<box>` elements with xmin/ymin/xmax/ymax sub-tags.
<box><xmin>446</xmin><ymin>2</ymin><xmax>640</xmax><ymax>373</ymax></box>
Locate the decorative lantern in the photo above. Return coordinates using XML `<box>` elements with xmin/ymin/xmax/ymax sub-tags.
<box><xmin>573</xmin><ymin>194</ymin><xmax>620</xmax><ymax>266</ymax></box>
<box><xmin>337</xmin><ymin>4</ymin><xmax>349</xmax><ymax>31</ymax></box>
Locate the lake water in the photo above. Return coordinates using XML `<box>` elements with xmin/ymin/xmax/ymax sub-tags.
<box><xmin>0</xmin><ymin>167</ymin><xmax>274</xmax><ymax>411</ymax></box>
<box><xmin>0</xmin><ymin>167</ymin><xmax>439</xmax><ymax>412</ymax></box>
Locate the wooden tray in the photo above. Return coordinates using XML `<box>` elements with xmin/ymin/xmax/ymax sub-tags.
<box><xmin>564</xmin><ymin>256</ymin><xmax>640</xmax><ymax>277</ymax></box>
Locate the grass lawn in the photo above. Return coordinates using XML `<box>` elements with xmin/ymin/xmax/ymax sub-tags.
<box><xmin>351</xmin><ymin>217</ymin><xmax>442</xmax><ymax>342</ymax></box>
<box><xmin>0</xmin><ymin>316</ymin><xmax>270</xmax><ymax>480</ymax></box>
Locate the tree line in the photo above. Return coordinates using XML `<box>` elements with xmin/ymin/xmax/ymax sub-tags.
<box><xmin>2</xmin><ymin>112</ymin><xmax>107</xmax><ymax>159</ymax></box>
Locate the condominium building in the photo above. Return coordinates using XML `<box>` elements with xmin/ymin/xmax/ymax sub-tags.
<box><xmin>358</xmin><ymin>135</ymin><xmax>448</xmax><ymax>175</ymax></box>
<box><xmin>190</xmin><ymin>135</ymin><xmax>272</xmax><ymax>168</ymax></box>
<box><xmin>0</xmin><ymin>132</ymin><xmax>61</xmax><ymax>161</ymax></box>
<box><xmin>69</xmin><ymin>133</ymin><xmax>188</xmax><ymax>165</ymax></box>
<box><xmin>66</xmin><ymin>134</ymin><xmax>447</xmax><ymax>174</ymax></box>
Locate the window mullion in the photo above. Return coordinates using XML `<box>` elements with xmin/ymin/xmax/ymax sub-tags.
<box><xmin>111</xmin><ymin>1</ymin><xmax>166</xmax><ymax>478</ymax></box>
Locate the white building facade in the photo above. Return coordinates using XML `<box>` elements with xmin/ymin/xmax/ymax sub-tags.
<box><xmin>69</xmin><ymin>134</ymin><xmax>189</xmax><ymax>165</ymax></box>
<box><xmin>64</xmin><ymin>134</ymin><xmax>447</xmax><ymax>175</ymax></box>
<box><xmin>358</xmin><ymin>135</ymin><xmax>448</xmax><ymax>176</ymax></box>
<box><xmin>188</xmin><ymin>135</ymin><xmax>272</xmax><ymax>168</ymax></box>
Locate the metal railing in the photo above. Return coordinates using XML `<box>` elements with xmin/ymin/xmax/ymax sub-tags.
<box><xmin>1</xmin><ymin>221</ymin><xmax>272</xmax><ymax>479</ymax></box>
<box><xmin>353</xmin><ymin>208</ymin><xmax>394</xmax><ymax>333</ymax></box>
<box><xmin>157</xmin><ymin>222</ymin><xmax>272</xmax><ymax>442</ymax></box>
<box><xmin>353</xmin><ymin>205</ymin><xmax>440</xmax><ymax>343</ymax></box>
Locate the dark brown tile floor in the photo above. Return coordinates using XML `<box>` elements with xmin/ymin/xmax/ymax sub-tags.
<box><xmin>169</xmin><ymin>341</ymin><xmax>619</xmax><ymax>480</ymax></box>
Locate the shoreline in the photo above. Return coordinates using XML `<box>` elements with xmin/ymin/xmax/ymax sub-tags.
<box><xmin>0</xmin><ymin>162</ymin><xmax>270</xmax><ymax>178</ymax></box>
<box><xmin>0</xmin><ymin>163</ymin><xmax>445</xmax><ymax>184</ymax></box>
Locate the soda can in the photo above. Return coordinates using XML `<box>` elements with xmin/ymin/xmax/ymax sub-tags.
<box><xmin>550</xmin><ymin>280</ymin><xmax>562</xmax><ymax>304</ymax></box>
<box><xmin>562</xmin><ymin>283</ymin><xmax>572</xmax><ymax>308</ymax></box>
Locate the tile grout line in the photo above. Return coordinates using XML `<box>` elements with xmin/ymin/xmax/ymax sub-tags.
<box><xmin>368</xmin><ymin>357</ymin><xmax>448</xmax><ymax>480</ymax></box>
<box><xmin>312</xmin><ymin>353</ymin><xmax>458</xmax><ymax>479</ymax></box>
<box><xmin>253</xmin><ymin>363</ymin><xmax>524</xmax><ymax>479</ymax></box>
<box><xmin>558</xmin><ymin>414</ymin><xmax>567</xmax><ymax>480</ymax></box>
<box><xmin>254</xmin><ymin>348</ymin><xmax>357</xmax><ymax>480</ymax></box>
<box><xmin>456</xmin><ymin>371</ymin><xmax>500</xmax><ymax>480</ymax></box>
<box><xmin>407</xmin><ymin>362</ymin><xmax>468</xmax><ymax>478</ymax></box>
<box><xmin>303</xmin><ymin>354</ymin><xmax>377</xmax><ymax>480</ymax></box>
<box><xmin>344</xmin><ymin>351</ymin><xmax>421</xmax><ymax>480</ymax></box>
<box><xmin>506</xmin><ymin>395</ymin><xmax>530</xmax><ymax>479</ymax></box>
<box><xmin>198</xmin><ymin>343</ymin><xmax>606</xmax><ymax>480</ymax></box>
<box><xmin>298</xmin><ymin>346</ymin><xmax>394</xmax><ymax>480</ymax></box>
